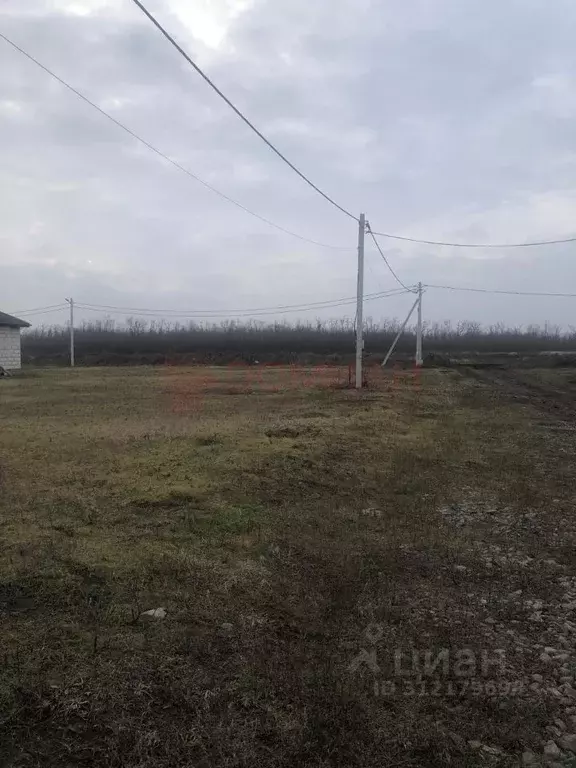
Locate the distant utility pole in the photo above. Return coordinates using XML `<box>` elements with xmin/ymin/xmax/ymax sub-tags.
<box><xmin>355</xmin><ymin>213</ymin><xmax>366</xmax><ymax>389</ymax></box>
<box><xmin>416</xmin><ymin>282</ymin><xmax>423</xmax><ymax>366</ymax></box>
<box><xmin>65</xmin><ymin>297</ymin><xmax>75</xmax><ymax>367</ymax></box>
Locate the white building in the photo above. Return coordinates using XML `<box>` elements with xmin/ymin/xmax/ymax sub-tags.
<box><xmin>0</xmin><ymin>311</ymin><xmax>30</xmax><ymax>370</ymax></box>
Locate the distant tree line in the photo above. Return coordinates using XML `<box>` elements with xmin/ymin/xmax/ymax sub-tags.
<box><xmin>21</xmin><ymin>316</ymin><xmax>576</xmax><ymax>366</ymax></box>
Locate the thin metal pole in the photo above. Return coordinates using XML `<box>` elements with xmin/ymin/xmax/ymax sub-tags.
<box><xmin>381</xmin><ymin>297</ymin><xmax>420</xmax><ymax>367</ymax></box>
<box><xmin>416</xmin><ymin>281</ymin><xmax>423</xmax><ymax>366</ymax></box>
<box><xmin>355</xmin><ymin>213</ymin><xmax>365</xmax><ymax>389</ymax></box>
<box><xmin>66</xmin><ymin>298</ymin><xmax>75</xmax><ymax>367</ymax></box>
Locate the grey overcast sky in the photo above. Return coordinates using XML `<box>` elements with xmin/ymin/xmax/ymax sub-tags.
<box><xmin>2</xmin><ymin>0</ymin><xmax>576</xmax><ymax>328</ymax></box>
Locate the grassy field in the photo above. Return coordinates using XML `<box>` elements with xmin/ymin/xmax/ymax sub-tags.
<box><xmin>1</xmin><ymin>365</ymin><xmax>576</xmax><ymax>767</ymax></box>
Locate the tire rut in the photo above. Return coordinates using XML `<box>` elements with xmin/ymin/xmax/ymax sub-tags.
<box><xmin>458</xmin><ymin>366</ymin><xmax>576</xmax><ymax>425</ymax></box>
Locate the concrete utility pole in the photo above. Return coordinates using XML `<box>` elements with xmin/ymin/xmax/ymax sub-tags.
<box><xmin>415</xmin><ymin>282</ymin><xmax>423</xmax><ymax>366</ymax></box>
<box><xmin>65</xmin><ymin>297</ymin><xmax>75</xmax><ymax>367</ymax></box>
<box><xmin>355</xmin><ymin>213</ymin><xmax>366</xmax><ymax>389</ymax></box>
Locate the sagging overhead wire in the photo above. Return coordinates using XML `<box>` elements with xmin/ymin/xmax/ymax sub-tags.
<box><xmin>14</xmin><ymin>304</ymin><xmax>68</xmax><ymax>316</ymax></box>
<box><xmin>6</xmin><ymin>30</ymin><xmax>575</xmax><ymax>254</ymax></box>
<box><xmin>370</xmin><ymin>229</ymin><xmax>576</xmax><ymax>249</ymax></box>
<box><xmin>75</xmin><ymin>296</ymin><xmax>410</xmax><ymax>318</ymax></box>
<box><xmin>366</xmin><ymin>223</ymin><xmax>415</xmax><ymax>293</ymax></box>
<box><xmin>77</xmin><ymin>289</ymin><xmax>409</xmax><ymax>315</ymax></box>
<box><xmin>130</xmin><ymin>0</ymin><xmax>357</xmax><ymax>222</ymax></box>
<box><xmin>425</xmin><ymin>284</ymin><xmax>576</xmax><ymax>297</ymax></box>
<box><xmin>0</xmin><ymin>32</ymin><xmax>350</xmax><ymax>252</ymax></box>
<box><xmin>75</xmin><ymin>288</ymin><xmax>412</xmax><ymax>319</ymax></box>
<box><xmin>5</xmin><ymin>37</ymin><xmax>576</xmax><ymax>253</ymax></box>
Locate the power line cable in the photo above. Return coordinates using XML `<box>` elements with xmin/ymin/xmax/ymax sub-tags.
<box><xmin>130</xmin><ymin>0</ymin><xmax>357</xmax><ymax>222</ymax></box>
<box><xmin>366</xmin><ymin>224</ymin><xmax>415</xmax><ymax>293</ymax></box>
<box><xmin>6</xmin><ymin>30</ymin><xmax>572</xmax><ymax>253</ymax></box>
<box><xmin>18</xmin><ymin>309</ymin><xmax>68</xmax><ymax>317</ymax></box>
<box><xmin>75</xmin><ymin>296</ymin><xmax>409</xmax><ymax>319</ymax></box>
<box><xmin>0</xmin><ymin>32</ymin><xmax>350</xmax><ymax>251</ymax></box>
<box><xmin>370</xmin><ymin>229</ymin><xmax>576</xmax><ymax>249</ymax></box>
<box><xmin>77</xmin><ymin>288</ymin><xmax>408</xmax><ymax>315</ymax></box>
<box><xmin>74</xmin><ymin>304</ymin><xmax>354</xmax><ymax>319</ymax></box>
<box><xmin>425</xmin><ymin>284</ymin><xmax>576</xmax><ymax>297</ymax></box>
<box><xmin>75</xmin><ymin>288</ymin><xmax>411</xmax><ymax>318</ymax></box>
<box><xmin>5</xmin><ymin>34</ymin><xmax>574</xmax><ymax>252</ymax></box>
<box><xmin>74</xmin><ymin>290</ymin><xmax>407</xmax><ymax>320</ymax></box>
<box><xmin>22</xmin><ymin>307</ymin><xmax>68</xmax><ymax>316</ymax></box>
<box><xmin>11</xmin><ymin>304</ymin><xmax>67</xmax><ymax>315</ymax></box>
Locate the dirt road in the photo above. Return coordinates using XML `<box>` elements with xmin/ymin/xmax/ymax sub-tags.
<box><xmin>460</xmin><ymin>365</ymin><xmax>576</xmax><ymax>424</ymax></box>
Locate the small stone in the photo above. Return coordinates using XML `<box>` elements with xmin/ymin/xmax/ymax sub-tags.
<box><xmin>454</xmin><ymin>565</ymin><xmax>467</xmax><ymax>572</ymax></box>
<box><xmin>362</xmin><ymin>507</ymin><xmax>382</xmax><ymax>517</ymax></box>
<box><xmin>446</xmin><ymin>731</ymin><xmax>466</xmax><ymax>748</ymax></box>
<box><xmin>554</xmin><ymin>653</ymin><xmax>570</xmax><ymax>662</ymax></box>
<box><xmin>540</xmin><ymin>653</ymin><xmax>553</xmax><ymax>663</ymax></box>
<box><xmin>543</xmin><ymin>740</ymin><xmax>561</xmax><ymax>758</ymax></box>
<box><xmin>529</xmin><ymin>682</ymin><xmax>541</xmax><ymax>692</ymax></box>
<box><xmin>545</xmin><ymin>647</ymin><xmax>558</xmax><ymax>654</ymax></box>
<box><xmin>532</xmin><ymin>674</ymin><xmax>544</xmax><ymax>683</ymax></box>
<box><xmin>554</xmin><ymin>718</ymin><xmax>567</xmax><ymax>731</ymax></box>
<box><xmin>221</xmin><ymin>622</ymin><xmax>234</xmax><ymax>631</ymax></box>
<box><xmin>141</xmin><ymin>607</ymin><xmax>166</xmax><ymax>620</ymax></box>
<box><xmin>560</xmin><ymin>677</ymin><xmax>573</xmax><ymax>685</ymax></box>
<box><xmin>468</xmin><ymin>740</ymin><xmax>482</xmax><ymax>749</ymax></box>
<box><xmin>522</xmin><ymin>749</ymin><xmax>538</xmax><ymax>766</ymax></box>
<box><xmin>522</xmin><ymin>750</ymin><xmax>538</xmax><ymax>766</ymax></box>
<box><xmin>485</xmin><ymin>618</ymin><xmax>496</xmax><ymax>624</ymax></box>
<box><xmin>481</xmin><ymin>745</ymin><xmax>502</xmax><ymax>755</ymax></box>
<box><xmin>559</xmin><ymin>733</ymin><xmax>576</xmax><ymax>752</ymax></box>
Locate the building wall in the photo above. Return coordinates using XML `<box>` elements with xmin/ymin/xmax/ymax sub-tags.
<box><xmin>0</xmin><ymin>326</ymin><xmax>22</xmax><ymax>369</ymax></box>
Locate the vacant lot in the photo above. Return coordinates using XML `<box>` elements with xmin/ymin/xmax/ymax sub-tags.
<box><xmin>1</xmin><ymin>365</ymin><xmax>575</xmax><ymax>767</ymax></box>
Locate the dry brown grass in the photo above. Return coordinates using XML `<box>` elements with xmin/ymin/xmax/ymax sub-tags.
<box><xmin>1</xmin><ymin>365</ymin><xmax>575</xmax><ymax>766</ymax></box>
